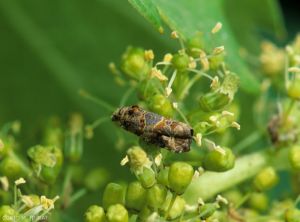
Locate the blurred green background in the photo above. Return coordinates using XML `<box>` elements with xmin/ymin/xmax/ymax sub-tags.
<box><xmin>0</xmin><ymin>0</ymin><xmax>299</xmax><ymax>220</ymax></box>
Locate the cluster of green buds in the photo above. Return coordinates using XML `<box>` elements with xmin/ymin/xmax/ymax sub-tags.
<box><xmin>0</xmin><ymin>115</ymin><xmax>101</xmax><ymax>221</ymax></box>
<box><xmin>0</xmin><ymin>177</ymin><xmax>59</xmax><ymax>222</ymax></box>
<box><xmin>85</xmin><ymin>145</ymin><xmax>232</xmax><ymax>221</ymax></box>
<box><xmin>82</xmin><ymin>23</ymin><xmax>244</xmax><ymax>221</ymax></box>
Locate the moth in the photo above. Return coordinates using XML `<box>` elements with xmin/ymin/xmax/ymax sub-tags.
<box><xmin>112</xmin><ymin>105</ymin><xmax>193</xmax><ymax>153</ymax></box>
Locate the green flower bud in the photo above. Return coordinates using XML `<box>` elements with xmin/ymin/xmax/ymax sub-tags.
<box><xmin>187</xmin><ymin>33</ymin><xmax>205</xmax><ymax>57</ymax></box>
<box><xmin>289</xmin><ymin>145</ymin><xmax>300</xmax><ymax>170</ymax></box>
<box><xmin>199</xmin><ymin>203</ymin><xmax>218</xmax><ymax>220</ymax></box>
<box><xmin>0</xmin><ymin>205</ymin><xmax>18</xmax><ymax>222</ymax></box>
<box><xmin>222</xmin><ymin>190</ymin><xmax>242</xmax><ymax>206</ymax></box>
<box><xmin>199</xmin><ymin>73</ymin><xmax>239</xmax><ymax>112</ymax></box>
<box><xmin>137</xmin><ymin>207</ymin><xmax>152</xmax><ymax>221</ymax></box>
<box><xmin>285</xmin><ymin>208</ymin><xmax>300</xmax><ymax>222</ymax></box>
<box><xmin>146</xmin><ymin>184</ymin><xmax>167</xmax><ymax>208</ymax></box>
<box><xmin>106</xmin><ymin>204</ymin><xmax>128</xmax><ymax>222</ymax></box>
<box><xmin>127</xmin><ymin>146</ymin><xmax>151</xmax><ymax>173</ymax></box>
<box><xmin>27</xmin><ymin>145</ymin><xmax>63</xmax><ymax>184</ymax></box>
<box><xmin>157</xmin><ymin>167</ymin><xmax>169</xmax><ymax>187</ymax></box>
<box><xmin>209</xmin><ymin>54</ymin><xmax>224</xmax><ymax>70</ymax></box>
<box><xmin>121</xmin><ymin>47</ymin><xmax>150</xmax><ymax>80</ymax></box>
<box><xmin>43</xmin><ymin>117</ymin><xmax>64</xmax><ymax>148</ymax></box>
<box><xmin>84</xmin><ymin>168</ymin><xmax>109</xmax><ymax>191</ymax></box>
<box><xmin>148</xmin><ymin>94</ymin><xmax>174</xmax><ymax>117</ymax></box>
<box><xmin>247</xmin><ymin>192</ymin><xmax>268</xmax><ymax>212</ymax></box>
<box><xmin>199</xmin><ymin>91</ymin><xmax>231</xmax><ymax>112</ymax></box>
<box><xmin>0</xmin><ymin>137</ymin><xmax>15</xmax><ymax>158</ymax></box>
<box><xmin>287</xmin><ymin>77</ymin><xmax>300</xmax><ymax>100</ymax></box>
<box><xmin>137</xmin><ymin>167</ymin><xmax>156</xmax><ymax>189</ymax></box>
<box><xmin>203</xmin><ymin>147</ymin><xmax>235</xmax><ymax>172</ymax></box>
<box><xmin>172</xmin><ymin>53</ymin><xmax>190</xmax><ymax>71</ymax></box>
<box><xmin>84</xmin><ymin>205</ymin><xmax>106</xmax><ymax>222</ymax></box>
<box><xmin>167</xmin><ymin>196</ymin><xmax>186</xmax><ymax>220</ymax></box>
<box><xmin>168</xmin><ymin>162</ymin><xmax>194</xmax><ymax>194</ymax></box>
<box><xmin>253</xmin><ymin>167</ymin><xmax>278</xmax><ymax>191</ymax></box>
<box><xmin>103</xmin><ymin>183</ymin><xmax>125</xmax><ymax>210</ymax></box>
<box><xmin>125</xmin><ymin>181</ymin><xmax>147</xmax><ymax>211</ymax></box>
<box><xmin>0</xmin><ymin>157</ymin><xmax>23</xmax><ymax>180</ymax></box>
<box><xmin>137</xmin><ymin>78</ymin><xmax>160</xmax><ymax>101</ymax></box>
<box><xmin>65</xmin><ymin>113</ymin><xmax>84</xmax><ymax>162</ymax></box>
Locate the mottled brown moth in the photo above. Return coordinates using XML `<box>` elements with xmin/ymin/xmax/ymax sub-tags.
<box><xmin>112</xmin><ymin>105</ymin><xmax>193</xmax><ymax>152</ymax></box>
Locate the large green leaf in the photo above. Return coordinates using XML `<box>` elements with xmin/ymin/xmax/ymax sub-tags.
<box><xmin>128</xmin><ymin>0</ymin><xmax>285</xmax><ymax>94</ymax></box>
<box><xmin>224</xmin><ymin>0</ymin><xmax>286</xmax><ymax>53</ymax></box>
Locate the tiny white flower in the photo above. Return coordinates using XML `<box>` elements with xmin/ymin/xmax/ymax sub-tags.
<box><xmin>120</xmin><ymin>155</ymin><xmax>129</xmax><ymax>166</ymax></box>
<box><xmin>222</xmin><ymin>110</ymin><xmax>234</xmax><ymax>117</ymax></box>
<box><xmin>231</xmin><ymin>121</ymin><xmax>241</xmax><ymax>130</ymax></box>
<box><xmin>15</xmin><ymin>177</ymin><xmax>26</xmax><ymax>186</ymax></box>
<box><xmin>216</xmin><ymin>194</ymin><xmax>228</xmax><ymax>205</ymax></box>
<box><xmin>213</xmin><ymin>46</ymin><xmax>225</xmax><ymax>55</ymax></box>
<box><xmin>171</xmin><ymin>31</ymin><xmax>179</xmax><ymax>39</ymax></box>
<box><xmin>151</xmin><ymin>67</ymin><xmax>168</xmax><ymax>81</ymax></box>
<box><xmin>195</xmin><ymin>133</ymin><xmax>202</xmax><ymax>146</ymax></box>
<box><xmin>172</xmin><ymin>102</ymin><xmax>178</xmax><ymax>109</ymax></box>
<box><xmin>199</xmin><ymin>50</ymin><xmax>209</xmax><ymax>71</ymax></box>
<box><xmin>154</xmin><ymin>153</ymin><xmax>162</xmax><ymax>167</ymax></box>
<box><xmin>210</xmin><ymin>76</ymin><xmax>219</xmax><ymax>89</ymax></box>
<box><xmin>198</xmin><ymin>198</ymin><xmax>205</xmax><ymax>206</ymax></box>
<box><xmin>288</xmin><ymin>67</ymin><xmax>300</xmax><ymax>73</ymax></box>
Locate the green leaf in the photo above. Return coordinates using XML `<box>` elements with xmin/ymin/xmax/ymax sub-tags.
<box><xmin>128</xmin><ymin>0</ymin><xmax>163</xmax><ymax>33</ymax></box>
<box><xmin>224</xmin><ymin>0</ymin><xmax>286</xmax><ymax>53</ymax></box>
<box><xmin>128</xmin><ymin>0</ymin><xmax>284</xmax><ymax>94</ymax></box>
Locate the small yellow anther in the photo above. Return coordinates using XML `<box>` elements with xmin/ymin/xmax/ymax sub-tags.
<box><xmin>144</xmin><ymin>50</ymin><xmax>155</xmax><ymax>61</ymax></box>
<box><xmin>211</xmin><ymin>22</ymin><xmax>222</xmax><ymax>34</ymax></box>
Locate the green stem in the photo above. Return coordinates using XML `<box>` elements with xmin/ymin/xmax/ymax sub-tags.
<box><xmin>79</xmin><ymin>89</ymin><xmax>115</xmax><ymax>112</ymax></box>
<box><xmin>68</xmin><ymin>188</ymin><xmax>87</xmax><ymax>207</ymax></box>
<box><xmin>184</xmin><ymin>151</ymin><xmax>269</xmax><ymax>203</ymax></box>
<box><xmin>234</xmin><ymin>131</ymin><xmax>262</xmax><ymax>154</ymax></box>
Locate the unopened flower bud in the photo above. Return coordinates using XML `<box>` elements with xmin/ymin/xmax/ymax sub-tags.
<box><xmin>203</xmin><ymin>147</ymin><xmax>235</xmax><ymax>172</ymax></box>
<box><xmin>253</xmin><ymin>167</ymin><xmax>278</xmax><ymax>191</ymax></box>
<box><xmin>171</xmin><ymin>53</ymin><xmax>190</xmax><ymax>71</ymax></box>
<box><xmin>106</xmin><ymin>204</ymin><xmax>128</xmax><ymax>222</ymax></box>
<box><xmin>85</xmin><ymin>205</ymin><xmax>106</xmax><ymax>222</ymax></box>
<box><xmin>168</xmin><ymin>162</ymin><xmax>194</xmax><ymax>194</ymax></box>
<box><xmin>146</xmin><ymin>184</ymin><xmax>167</xmax><ymax>208</ymax></box>
<box><xmin>163</xmin><ymin>53</ymin><xmax>173</xmax><ymax>63</ymax></box>
<box><xmin>148</xmin><ymin>93</ymin><xmax>174</xmax><ymax>117</ymax></box>
<box><xmin>137</xmin><ymin>167</ymin><xmax>156</xmax><ymax>189</ymax></box>
<box><xmin>125</xmin><ymin>181</ymin><xmax>147</xmax><ymax>211</ymax></box>
<box><xmin>247</xmin><ymin>192</ymin><xmax>268</xmax><ymax>212</ymax></box>
<box><xmin>121</xmin><ymin>47</ymin><xmax>150</xmax><ymax>80</ymax></box>
<box><xmin>127</xmin><ymin>146</ymin><xmax>151</xmax><ymax>173</ymax></box>
<box><xmin>157</xmin><ymin>167</ymin><xmax>169</xmax><ymax>187</ymax></box>
<box><xmin>285</xmin><ymin>208</ymin><xmax>300</xmax><ymax>222</ymax></box>
<box><xmin>102</xmin><ymin>183</ymin><xmax>125</xmax><ymax>210</ymax></box>
<box><xmin>0</xmin><ymin>157</ymin><xmax>23</xmax><ymax>180</ymax></box>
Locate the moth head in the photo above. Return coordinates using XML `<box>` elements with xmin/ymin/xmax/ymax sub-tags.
<box><xmin>111</xmin><ymin>107</ymin><xmax>123</xmax><ymax>122</ymax></box>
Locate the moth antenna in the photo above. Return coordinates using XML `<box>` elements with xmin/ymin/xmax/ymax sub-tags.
<box><xmin>79</xmin><ymin>89</ymin><xmax>115</xmax><ymax>112</ymax></box>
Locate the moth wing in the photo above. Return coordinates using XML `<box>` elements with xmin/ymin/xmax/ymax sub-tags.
<box><xmin>160</xmin><ymin>135</ymin><xmax>191</xmax><ymax>153</ymax></box>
